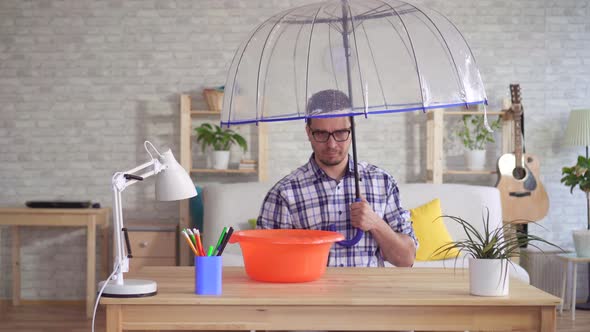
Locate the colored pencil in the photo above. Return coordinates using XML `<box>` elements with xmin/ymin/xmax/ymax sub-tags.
<box><xmin>216</xmin><ymin>227</ymin><xmax>233</xmax><ymax>256</ymax></box>
<box><xmin>181</xmin><ymin>230</ymin><xmax>199</xmax><ymax>256</ymax></box>
<box><xmin>194</xmin><ymin>229</ymin><xmax>205</xmax><ymax>256</ymax></box>
<box><xmin>215</xmin><ymin>227</ymin><xmax>228</xmax><ymax>252</ymax></box>
<box><xmin>186</xmin><ymin>228</ymin><xmax>197</xmax><ymax>246</ymax></box>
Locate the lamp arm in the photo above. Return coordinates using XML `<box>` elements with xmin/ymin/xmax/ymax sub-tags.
<box><xmin>113</xmin><ymin>159</ymin><xmax>165</xmax><ymax>191</ymax></box>
<box><xmin>110</xmin><ymin>158</ymin><xmax>167</xmax><ymax>285</ymax></box>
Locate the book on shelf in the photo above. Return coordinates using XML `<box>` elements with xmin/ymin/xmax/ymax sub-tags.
<box><xmin>239</xmin><ymin>159</ymin><xmax>257</xmax><ymax>170</ymax></box>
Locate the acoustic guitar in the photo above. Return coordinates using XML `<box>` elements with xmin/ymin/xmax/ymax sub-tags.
<box><xmin>495</xmin><ymin>84</ymin><xmax>549</xmax><ymax>223</ymax></box>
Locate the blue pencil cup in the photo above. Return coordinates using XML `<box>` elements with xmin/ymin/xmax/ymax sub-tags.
<box><xmin>194</xmin><ymin>256</ymin><xmax>222</xmax><ymax>295</ymax></box>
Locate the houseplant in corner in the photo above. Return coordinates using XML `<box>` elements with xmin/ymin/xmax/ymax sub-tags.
<box><xmin>561</xmin><ymin>155</ymin><xmax>590</xmax><ymax>257</ymax></box>
<box><xmin>194</xmin><ymin>123</ymin><xmax>247</xmax><ymax>170</ymax></box>
<box><xmin>433</xmin><ymin>210</ymin><xmax>561</xmax><ymax>296</ymax></box>
<box><xmin>456</xmin><ymin>114</ymin><xmax>501</xmax><ymax>170</ymax></box>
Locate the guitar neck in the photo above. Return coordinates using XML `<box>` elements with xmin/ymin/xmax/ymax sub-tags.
<box><xmin>509</xmin><ymin>83</ymin><xmax>523</xmax><ymax>167</ymax></box>
<box><xmin>513</xmin><ymin>106</ymin><xmax>523</xmax><ymax>167</ymax></box>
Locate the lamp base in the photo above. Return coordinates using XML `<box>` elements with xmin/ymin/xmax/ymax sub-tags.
<box><xmin>98</xmin><ymin>279</ymin><xmax>157</xmax><ymax>298</ymax></box>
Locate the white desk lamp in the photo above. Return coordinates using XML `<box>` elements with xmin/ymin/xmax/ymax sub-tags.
<box><xmin>98</xmin><ymin>141</ymin><xmax>197</xmax><ymax>297</ymax></box>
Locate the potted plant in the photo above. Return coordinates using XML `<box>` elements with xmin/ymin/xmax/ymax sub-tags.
<box><xmin>456</xmin><ymin>115</ymin><xmax>501</xmax><ymax>170</ymax></box>
<box><xmin>194</xmin><ymin>123</ymin><xmax>247</xmax><ymax>170</ymax></box>
<box><xmin>561</xmin><ymin>155</ymin><xmax>590</xmax><ymax>257</ymax></box>
<box><xmin>433</xmin><ymin>210</ymin><xmax>561</xmax><ymax>296</ymax></box>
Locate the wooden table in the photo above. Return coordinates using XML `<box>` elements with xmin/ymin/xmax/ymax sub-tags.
<box><xmin>0</xmin><ymin>207</ymin><xmax>110</xmax><ymax>318</ymax></box>
<box><xmin>101</xmin><ymin>266</ymin><xmax>560</xmax><ymax>332</ymax></box>
<box><xmin>557</xmin><ymin>253</ymin><xmax>590</xmax><ymax>320</ymax></box>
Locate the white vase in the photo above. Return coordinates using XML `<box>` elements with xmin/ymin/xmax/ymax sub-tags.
<box><xmin>464</xmin><ymin>149</ymin><xmax>486</xmax><ymax>170</ymax></box>
<box><xmin>573</xmin><ymin>229</ymin><xmax>590</xmax><ymax>257</ymax></box>
<box><xmin>211</xmin><ymin>151</ymin><xmax>230</xmax><ymax>170</ymax></box>
<box><xmin>469</xmin><ymin>258</ymin><xmax>509</xmax><ymax>297</ymax></box>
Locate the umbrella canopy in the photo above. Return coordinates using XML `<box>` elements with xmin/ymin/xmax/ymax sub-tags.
<box><xmin>222</xmin><ymin>0</ymin><xmax>487</xmax><ymax>125</ymax></box>
<box><xmin>221</xmin><ymin>0</ymin><xmax>489</xmax><ymax>247</ymax></box>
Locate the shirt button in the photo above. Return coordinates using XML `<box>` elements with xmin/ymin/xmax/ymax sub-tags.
<box><xmin>339</xmin><ymin>264</ymin><xmax>344</xmax><ymax>267</ymax></box>
<box><xmin>338</xmin><ymin>211</ymin><xmax>342</xmax><ymax>215</ymax></box>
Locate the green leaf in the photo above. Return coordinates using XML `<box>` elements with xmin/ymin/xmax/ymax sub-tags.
<box><xmin>455</xmin><ymin>114</ymin><xmax>501</xmax><ymax>151</ymax></box>
<box><xmin>194</xmin><ymin>123</ymin><xmax>248</xmax><ymax>152</ymax></box>
<box><xmin>432</xmin><ymin>209</ymin><xmax>564</xmax><ymax>260</ymax></box>
<box><xmin>562</xmin><ymin>155</ymin><xmax>590</xmax><ymax>194</ymax></box>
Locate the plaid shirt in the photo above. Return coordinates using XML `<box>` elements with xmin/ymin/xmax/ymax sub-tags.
<box><xmin>257</xmin><ymin>154</ymin><xmax>417</xmax><ymax>267</ymax></box>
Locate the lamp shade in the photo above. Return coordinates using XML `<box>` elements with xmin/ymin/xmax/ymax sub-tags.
<box><xmin>564</xmin><ymin>109</ymin><xmax>590</xmax><ymax>147</ymax></box>
<box><xmin>155</xmin><ymin>149</ymin><xmax>197</xmax><ymax>201</ymax></box>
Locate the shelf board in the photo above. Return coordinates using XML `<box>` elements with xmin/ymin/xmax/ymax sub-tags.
<box><xmin>190</xmin><ymin>168</ymin><xmax>256</xmax><ymax>174</ymax></box>
<box><xmin>444</xmin><ymin>169</ymin><xmax>497</xmax><ymax>175</ymax></box>
<box><xmin>440</xmin><ymin>111</ymin><xmax>505</xmax><ymax>116</ymax></box>
<box><xmin>191</xmin><ymin>110</ymin><xmax>221</xmax><ymax>116</ymax></box>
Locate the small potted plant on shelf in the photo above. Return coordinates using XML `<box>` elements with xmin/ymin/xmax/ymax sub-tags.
<box><xmin>456</xmin><ymin>114</ymin><xmax>501</xmax><ymax>170</ymax></box>
<box><xmin>194</xmin><ymin>123</ymin><xmax>247</xmax><ymax>170</ymax></box>
<box><xmin>561</xmin><ymin>155</ymin><xmax>590</xmax><ymax>257</ymax></box>
<box><xmin>433</xmin><ymin>210</ymin><xmax>561</xmax><ymax>297</ymax></box>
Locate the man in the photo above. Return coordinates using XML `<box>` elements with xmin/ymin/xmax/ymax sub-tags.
<box><xmin>257</xmin><ymin>89</ymin><xmax>417</xmax><ymax>267</ymax></box>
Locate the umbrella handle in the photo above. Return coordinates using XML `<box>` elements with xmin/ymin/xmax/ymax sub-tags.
<box><xmin>334</xmin><ymin>228</ymin><xmax>363</xmax><ymax>247</ymax></box>
<box><xmin>328</xmin><ymin>198</ymin><xmax>363</xmax><ymax>247</ymax></box>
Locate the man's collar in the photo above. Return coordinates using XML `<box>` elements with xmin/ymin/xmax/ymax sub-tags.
<box><xmin>308</xmin><ymin>154</ymin><xmax>325</xmax><ymax>179</ymax></box>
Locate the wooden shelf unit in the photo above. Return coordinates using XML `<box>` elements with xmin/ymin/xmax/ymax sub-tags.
<box><xmin>191</xmin><ymin>110</ymin><xmax>220</xmax><ymax>115</ymax></box>
<box><xmin>426</xmin><ymin>109</ymin><xmax>513</xmax><ymax>184</ymax></box>
<box><xmin>178</xmin><ymin>94</ymin><xmax>267</xmax><ymax>264</ymax></box>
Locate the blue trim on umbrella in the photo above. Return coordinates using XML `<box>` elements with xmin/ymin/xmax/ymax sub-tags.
<box><xmin>221</xmin><ymin>99</ymin><xmax>488</xmax><ymax>127</ymax></box>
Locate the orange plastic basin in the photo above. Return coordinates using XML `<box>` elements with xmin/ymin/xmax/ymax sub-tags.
<box><xmin>229</xmin><ymin>229</ymin><xmax>344</xmax><ymax>283</ymax></box>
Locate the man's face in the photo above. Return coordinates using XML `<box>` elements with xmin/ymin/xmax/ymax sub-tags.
<box><xmin>306</xmin><ymin>117</ymin><xmax>352</xmax><ymax>168</ymax></box>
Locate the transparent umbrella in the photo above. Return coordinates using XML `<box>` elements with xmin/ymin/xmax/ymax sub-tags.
<box><xmin>221</xmin><ymin>0</ymin><xmax>489</xmax><ymax>246</ymax></box>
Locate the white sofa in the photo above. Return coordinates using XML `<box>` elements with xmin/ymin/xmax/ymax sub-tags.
<box><xmin>201</xmin><ymin>182</ymin><xmax>530</xmax><ymax>283</ymax></box>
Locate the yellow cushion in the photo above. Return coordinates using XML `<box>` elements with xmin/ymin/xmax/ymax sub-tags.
<box><xmin>410</xmin><ymin>198</ymin><xmax>460</xmax><ymax>261</ymax></box>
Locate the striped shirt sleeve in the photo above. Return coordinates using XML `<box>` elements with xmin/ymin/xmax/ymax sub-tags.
<box><xmin>257</xmin><ymin>185</ymin><xmax>293</xmax><ymax>229</ymax></box>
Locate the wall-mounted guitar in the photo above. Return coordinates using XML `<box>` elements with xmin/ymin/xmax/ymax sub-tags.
<box><xmin>495</xmin><ymin>84</ymin><xmax>549</xmax><ymax>223</ymax></box>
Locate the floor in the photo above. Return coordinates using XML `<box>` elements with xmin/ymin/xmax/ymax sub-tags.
<box><xmin>1</xmin><ymin>301</ymin><xmax>590</xmax><ymax>332</ymax></box>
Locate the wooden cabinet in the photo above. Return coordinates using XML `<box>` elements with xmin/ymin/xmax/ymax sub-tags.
<box><xmin>127</xmin><ymin>224</ymin><xmax>177</xmax><ymax>272</ymax></box>
<box><xmin>426</xmin><ymin>109</ymin><xmax>514</xmax><ymax>184</ymax></box>
<box><xmin>178</xmin><ymin>94</ymin><xmax>268</xmax><ymax>264</ymax></box>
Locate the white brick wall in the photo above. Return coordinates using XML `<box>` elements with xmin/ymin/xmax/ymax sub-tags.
<box><xmin>0</xmin><ymin>0</ymin><xmax>588</xmax><ymax>301</ymax></box>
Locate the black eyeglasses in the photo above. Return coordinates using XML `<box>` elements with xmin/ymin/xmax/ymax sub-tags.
<box><xmin>309</xmin><ymin>127</ymin><xmax>351</xmax><ymax>142</ymax></box>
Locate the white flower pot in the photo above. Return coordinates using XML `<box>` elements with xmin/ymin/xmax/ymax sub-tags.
<box><xmin>469</xmin><ymin>258</ymin><xmax>509</xmax><ymax>297</ymax></box>
<box><xmin>464</xmin><ymin>149</ymin><xmax>486</xmax><ymax>170</ymax></box>
<box><xmin>573</xmin><ymin>229</ymin><xmax>590</xmax><ymax>257</ymax></box>
<box><xmin>211</xmin><ymin>150</ymin><xmax>230</xmax><ymax>170</ymax></box>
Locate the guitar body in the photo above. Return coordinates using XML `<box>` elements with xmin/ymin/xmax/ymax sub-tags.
<box><xmin>495</xmin><ymin>152</ymin><xmax>549</xmax><ymax>223</ymax></box>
